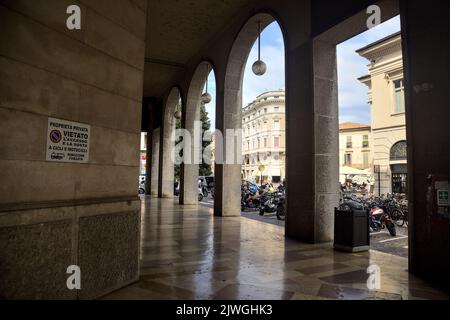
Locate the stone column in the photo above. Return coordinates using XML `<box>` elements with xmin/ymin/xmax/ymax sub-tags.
<box><xmin>180</xmin><ymin>102</ymin><xmax>200</xmax><ymax>205</ymax></box>
<box><xmin>158</xmin><ymin>90</ymin><xmax>178</xmax><ymax>199</ymax></box>
<box><xmin>159</xmin><ymin>120</ymin><xmax>175</xmax><ymax>198</ymax></box>
<box><xmin>144</xmin><ymin>131</ymin><xmax>152</xmax><ymax>195</ymax></box>
<box><xmin>214</xmin><ymin>15</ymin><xmax>270</xmax><ymax>217</ymax></box>
<box><xmin>151</xmin><ymin>128</ymin><xmax>160</xmax><ymax>197</ymax></box>
<box><xmin>312</xmin><ymin>38</ymin><xmax>340</xmax><ymax>243</ymax></box>
<box><xmin>285</xmin><ymin>38</ymin><xmax>339</xmax><ymax>243</ymax></box>
<box><xmin>214</xmin><ymin>88</ymin><xmax>242</xmax><ymax>217</ymax></box>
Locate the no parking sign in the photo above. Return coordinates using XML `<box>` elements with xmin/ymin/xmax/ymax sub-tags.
<box><xmin>46</xmin><ymin>117</ymin><xmax>90</xmax><ymax>163</ymax></box>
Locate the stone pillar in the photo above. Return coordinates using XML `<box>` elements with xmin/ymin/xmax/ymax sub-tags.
<box><xmin>312</xmin><ymin>38</ymin><xmax>340</xmax><ymax>242</ymax></box>
<box><xmin>159</xmin><ymin>121</ymin><xmax>175</xmax><ymax>198</ymax></box>
<box><xmin>285</xmin><ymin>38</ymin><xmax>339</xmax><ymax>243</ymax></box>
<box><xmin>214</xmin><ymin>88</ymin><xmax>242</xmax><ymax>217</ymax></box>
<box><xmin>214</xmin><ymin>16</ymin><xmax>272</xmax><ymax>217</ymax></box>
<box><xmin>180</xmin><ymin>105</ymin><xmax>200</xmax><ymax>205</ymax></box>
<box><xmin>158</xmin><ymin>89</ymin><xmax>179</xmax><ymax>199</ymax></box>
<box><xmin>151</xmin><ymin>128</ymin><xmax>160</xmax><ymax>197</ymax></box>
<box><xmin>144</xmin><ymin>131</ymin><xmax>152</xmax><ymax>195</ymax></box>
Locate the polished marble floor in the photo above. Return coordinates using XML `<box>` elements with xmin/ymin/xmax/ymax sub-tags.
<box><xmin>103</xmin><ymin>197</ymin><xmax>450</xmax><ymax>300</ymax></box>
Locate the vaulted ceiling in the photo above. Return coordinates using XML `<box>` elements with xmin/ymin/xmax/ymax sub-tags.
<box><xmin>144</xmin><ymin>0</ymin><xmax>257</xmax><ymax>98</ymax></box>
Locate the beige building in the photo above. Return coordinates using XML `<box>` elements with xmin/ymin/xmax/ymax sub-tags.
<box><xmin>358</xmin><ymin>32</ymin><xmax>407</xmax><ymax>195</ymax></box>
<box><xmin>242</xmin><ymin>90</ymin><xmax>286</xmax><ymax>184</ymax></box>
<box><xmin>210</xmin><ymin>131</ymin><xmax>216</xmax><ymax>177</ymax></box>
<box><xmin>140</xmin><ymin>132</ymin><xmax>148</xmax><ymax>175</ymax></box>
<box><xmin>339</xmin><ymin>122</ymin><xmax>372</xmax><ymax>170</ymax></box>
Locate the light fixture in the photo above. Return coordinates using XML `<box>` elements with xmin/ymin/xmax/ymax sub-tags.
<box><xmin>252</xmin><ymin>21</ymin><xmax>267</xmax><ymax>76</ymax></box>
<box><xmin>201</xmin><ymin>64</ymin><xmax>212</xmax><ymax>104</ymax></box>
<box><xmin>174</xmin><ymin>102</ymin><xmax>182</xmax><ymax>119</ymax></box>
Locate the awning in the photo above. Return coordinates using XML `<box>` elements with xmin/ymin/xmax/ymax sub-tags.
<box><xmin>340</xmin><ymin>166</ymin><xmax>367</xmax><ymax>175</ymax></box>
<box><xmin>391</xmin><ymin>164</ymin><xmax>408</xmax><ymax>174</ymax></box>
<box><xmin>252</xmin><ymin>168</ymin><xmax>271</xmax><ymax>177</ymax></box>
<box><xmin>269</xmin><ymin>168</ymin><xmax>281</xmax><ymax>177</ymax></box>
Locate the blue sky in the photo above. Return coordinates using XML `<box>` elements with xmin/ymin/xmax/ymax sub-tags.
<box><xmin>204</xmin><ymin>16</ymin><xmax>401</xmax><ymax>129</ymax></box>
<box><xmin>337</xmin><ymin>16</ymin><xmax>401</xmax><ymax>124</ymax></box>
<box><xmin>204</xmin><ymin>69</ymin><xmax>216</xmax><ymax>130</ymax></box>
<box><xmin>242</xmin><ymin>22</ymin><xmax>285</xmax><ymax>107</ymax></box>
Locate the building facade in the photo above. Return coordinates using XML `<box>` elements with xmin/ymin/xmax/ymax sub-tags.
<box><xmin>242</xmin><ymin>91</ymin><xmax>286</xmax><ymax>184</ymax></box>
<box><xmin>210</xmin><ymin>131</ymin><xmax>216</xmax><ymax>177</ymax></box>
<box><xmin>140</xmin><ymin>132</ymin><xmax>147</xmax><ymax>175</ymax></box>
<box><xmin>339</xmin><ymin>122</ymin><xmax>372</xmax><ymax>170</ymax></box>
<box><xmin>358</xmin><ymin>32</ymin><xmax>407</xmax><ymax>195</ymax></box>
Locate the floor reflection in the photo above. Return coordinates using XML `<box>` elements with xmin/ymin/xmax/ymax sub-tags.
<box><xmin>103</xmin><ymin>197</ymin><xmax>450</xmax><ymax>300</ymax></box>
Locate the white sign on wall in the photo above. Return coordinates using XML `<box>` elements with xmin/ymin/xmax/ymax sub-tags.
<box><xmin>46</xmin><ymin>117</ymin><xmax>90</xmax><ymax>163</ymax></box>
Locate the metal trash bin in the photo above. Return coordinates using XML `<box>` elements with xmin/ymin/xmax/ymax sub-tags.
<box><xmin>334</xmin><ymin>201</ymin><xmax>370</xmax><ymax>253</ymax></box>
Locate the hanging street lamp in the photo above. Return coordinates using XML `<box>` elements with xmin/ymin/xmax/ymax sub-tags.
<box><xmin>252</xmin><ymin>21</ymin><xmax>267</xmax><ymax>76</ymax></box>
<box><xmin>201</xmin><ymin>64</ymin><xmax>212</xmax><ymax>104</ymax></box>
<box><xmin>174</xmin><ymin>102</ymin><xmax>182</xmax><ymax>119</ymax></box>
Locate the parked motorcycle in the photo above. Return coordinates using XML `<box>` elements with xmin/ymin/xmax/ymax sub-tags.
<box><xmin>241</xmin><ymin>188</ymin><xmax>262</xmax><ymax>211</ymax></box>
<box><xmin>340</xmin><ymin>196</ymin><xmax>397</xmax><ymax>237</ymax></box>
<box><xmin>138</xmin><ymin>181</ymin><xmax>146</xmax><ymax>195</ymax></box>
<box><xmin>369</xmin><ymin>206</ymin><xmax>397</xmax><ymax>236</ymax></box>
<box><xmin>276</xmin><ymin>194</ymin><xmax>286</xmax><ymax>221</ymax></box>
<box><xmin>259</xmin><ymin>191</ymin><xmax>280</xmax><ymax>216</ymax></box>
<box><xmin>198</xmin><ymin>186</ymin><xmax>205</xmax><ymax>202</ymax></box>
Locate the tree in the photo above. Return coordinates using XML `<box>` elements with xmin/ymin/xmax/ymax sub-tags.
<box><xmin>199</xmin><ymin>103</ymin><xmax>212</xmax><ymax>177</ymax></box>
<box><xmin>174</xmin><ymin>103</ymin><xmax>212</xmax><ymax>182</ymax></box>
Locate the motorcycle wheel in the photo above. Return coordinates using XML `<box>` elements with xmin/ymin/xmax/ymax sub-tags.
<box><xmin>198</xmin><ymin>194</ymin><xmax>203</xmax><ymax>202</ymax></box>
<box><xmin>259</xmin><ymin>208</ymin><xmax>265</xmax><ymax>216</ymax></box>
<box><xmin>386</xmin><ymin>221</ymin><xmax>397</xmax><ymax>237</ymax></box>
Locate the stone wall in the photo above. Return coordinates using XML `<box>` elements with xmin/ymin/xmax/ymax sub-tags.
<box><xmin>0</xmin><ymin>0</ymin><xmax>147</xmax><ymax>299</ymax></box>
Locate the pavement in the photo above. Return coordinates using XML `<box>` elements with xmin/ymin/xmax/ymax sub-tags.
<box><xmin>369</xmin><ymin>225</ymin><xmax>409</xmax><ymax>258</ymax></box>
<box><xmin>199</xmin><ymin>197</ymin><xmax>409</xmax><ymax>258</ymax></box>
